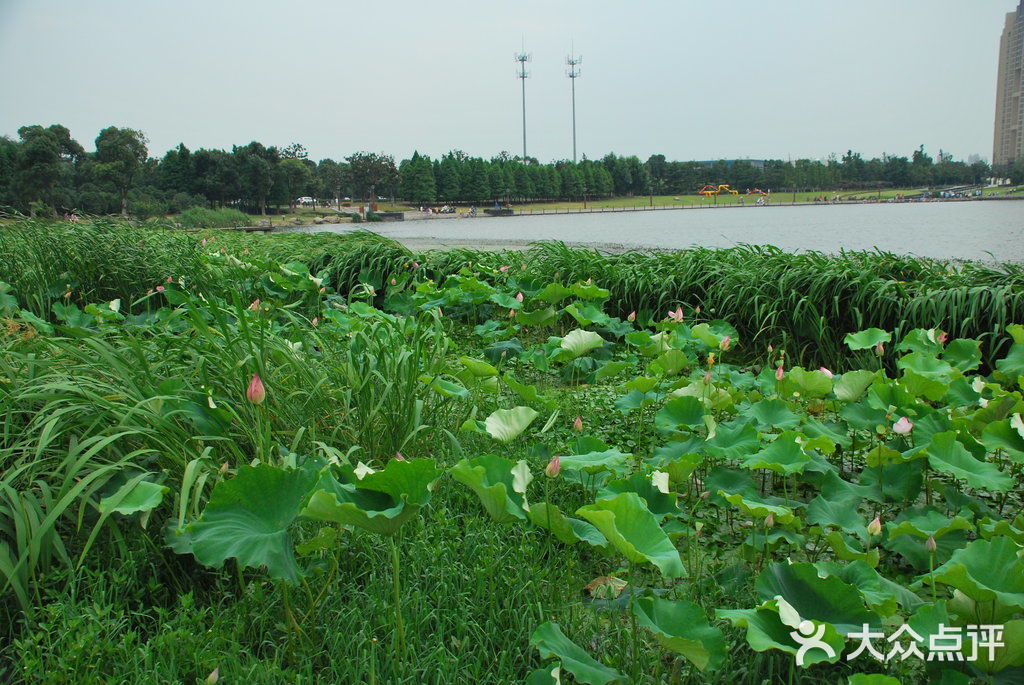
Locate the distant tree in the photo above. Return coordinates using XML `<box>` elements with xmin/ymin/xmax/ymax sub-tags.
<box><xmin>463</xmin><ymin>158</ymin><xmax>491</xmax><ymax>203</ymax></box>
<box><xmin>437</xmin><ymin>154</ymin><xmax>462</xmax><ymax>201</ymax></box>
<box><xmin>278</xmin><ymin>157</ymin><xmax>313</xmax><ymax>208</ymax></box>
<box><xmin>94</xmin><ymin>126</ymin><xmax>148</xmax><ymax>216</ymax></box>
<box><xmin>512</xmin><ymin>163</ymin><xmax>534</xmax><ymax>200</ymax></box>
<box><xmin>316</xmin><ymin>159</ymin><xmax>346</xmax><ymax>205</ymax></box>
<box><xmin>15</xmin><ymin>124</ymin><xmax>83</xmax><ymax>214</ymax></box>
<box><xmin>281</xmin><ymin>142</ymin><xmax>308</xmax><ymax>160</ymax></box>
<box><xmin>399</xmin><ymin>152</ymin><xmax>436</xmax><ymax>204</ymax></box>
<box><xmin>0</xmin><ymin>137</ymin><xmax>18</xmax><ymax>208</ymax></box>
<box><xmin>159</xmin><ymin>143</ymin><xmax>194</xmax><ymax>194</ymax></box>
<box><xmin>233</xmin><ymin>142</ymin><xmax>278</xmax><ymax>214</ymax></box>
<box><xmin>346</xmin><ymin>151</ymin><xmax>398</xmax><ymax>202</ymax></box>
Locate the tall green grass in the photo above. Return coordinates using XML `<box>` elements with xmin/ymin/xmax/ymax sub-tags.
<box><xmin>177</xmin><ymin>207</ymin><xmax>250</xmax><ymax>229</ymax></box>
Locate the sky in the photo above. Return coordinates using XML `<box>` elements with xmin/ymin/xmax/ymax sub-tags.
<box><xmin>0</xmin><ymin>0</ymin><xmax>1015</xmax><ymax>164</ymax></box>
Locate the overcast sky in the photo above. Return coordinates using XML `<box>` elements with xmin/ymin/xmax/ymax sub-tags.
<box><xmin>0</xmin><ymin>1</ymin><xmax>1014</xmax><ymax>164</ymax></box>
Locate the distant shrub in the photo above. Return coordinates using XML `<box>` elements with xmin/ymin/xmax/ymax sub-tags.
<box><xmin>131</xmin><ymin>199</ymin><xmax>169</xmax><ymax>220</ymax></box>
<box><xmin>178</xmin><ymin>207</ymin><xmax>250</xmax><ymax>228</ymax></box>
<box><xmin>364</xmin><ymin>211</ymin><xmax>382</xmax><ymax>222</ymax></box>
<box><xmin>168</xmin><ymin>192</ymin><xmax>207</xmax><ymax>214</ymax></box>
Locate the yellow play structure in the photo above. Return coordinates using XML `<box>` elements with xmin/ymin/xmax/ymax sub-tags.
<box><xmin>698</xmin><ymin>184</ymin><xmax>741</xmax><ymax>198</ymax></box>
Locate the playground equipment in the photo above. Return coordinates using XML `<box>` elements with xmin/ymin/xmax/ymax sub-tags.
<box><xmin>745</xmin><ymin>188</ymin><xmax>770</xmax><ymax>196</ymax></box>
<box><xmin>699</xmin><ymin>184</ymin><xmax>741</xmax><ymax>198</ymax></box>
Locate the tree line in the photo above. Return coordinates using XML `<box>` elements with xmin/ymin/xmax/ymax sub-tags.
<box><xmin>0</xmin><ymin>123</ymin><xmax>1011</xmax><ymax>217</ymax></box>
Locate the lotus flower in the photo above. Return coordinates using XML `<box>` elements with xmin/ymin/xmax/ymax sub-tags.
<box><xmin>205</xmin><ymin>666</ymin><xmax>219</xmax><ymax>684</ymax></box>
<box><xmin>893</xmin><ymin>417</ymin><xmax>914</xmax><ymax>434</ymax></box>
<box><xmin>515</xmin><ymin>292</ymin><xmax>524</xmax><ymax>302</ymax></box>
<box><xmin>719</xmin><ymin>335</ymin><xmax>731</xmax><ymax>351</ymax></box>
<box><xmin>573</xmin><ymin>416</ymin><xmax>583</xmax><ymax>432</ymax></box>
<box><xmin>874</xmin><ymin>341</ymin><xmax>885</xmax><ymax>356</ymax></box>
<box><xmin>248</xmin><ymin>298</ymin><xmax>261</xmax><ymax>311</ymax></box>
<box><xmin>412</xmin><ymin>261</ymin><xmax>419</xmax><ymax>268</ymax></box>
<box><xmin>156</xmin><ymin>285</ymin><xmax>165</xmax><ymax>293</ymax></box>
<box><xmin>700</xmin><ymin>490</ymin><xmax>710</xmax><ymax>499</ymax></box>
<box><xmin>201</xmin><ymin>238</ymin><xmax>207</xmax><ymax>246</ymax></box>
<box><xmin>312</xmin><ymin>317</ymin><xmax>319</xmax><ymax>327</ymax></box>
<box><xmin>867</xmin><ymin>515</ymin><xmax>882</xmax><ymax>536</ymax></box>
<box><xmin>499</xmin><ymin>265</ymin><xmax>509</xmax><ymax>272</ymax></box>
<box><xmin>775</xmin><ymin>365</ymin><xmax>785</xmax><ymax>381</ymax></box>
<box><xmin>390</xmin><ymin>278</ymin><xmax>397</xmax><ymax>285</ymax></box>
<box><xmin>247</xmin><ymin>373</ymin><xmax>266</xmax><ymax>405</ymax></box>
<box><xmin>703</xmin><ymin>370</ymin><xmax>712</xmax><ymax>384</ymax></box>
<box><xmin>585</xmin><ymin>278</ymin><xmax>592</xmax><ymax>285</ymax></box>
<box><xmin>937</xmin><ymin>330</ymin><xmax>948</xmax><ymax>345</ymax></box>
<box><xmin>545</xmin><ymin>455</ymin><xmax>560</xmax><ymax>478</ymax></box>
<box><xmin>767</xmin><ymin>344</ymin><xmax>774</xmax><ymax>353</ymax></box>
<box><xmin>765</xmin><ymin>512</ymin><xmax>775</xmax><ymax>528</ymax></box>
<box><xmin>627</xmin><ymin>311</ymin><xmax>636</xmax><ymax>322</ymax></box>
<box><xmin>666</xmin><ymin>306</ymin><xmax>685</xmax><ymax>323</ymax></box>
<box><xmin>394</xmin><ymin>452</ymin><xmax>406</xmax><ymax>461</ymax></box>
<box><xmin>819</xmin><ymin>367</ymin><xmax>833</xmax><ymax>378</ymax></box>
<box><xmin>925</xmin><ymin>535</ymin><xmax>937</xmax><ymax>552</ymax></box>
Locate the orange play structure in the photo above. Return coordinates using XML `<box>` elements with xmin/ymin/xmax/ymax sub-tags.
<box><xmin>699</xmin><ymin>184</ymin><xmax>741</xmax><ymax>198</ymax></box>
<box><xmin>745</xmin><ymin>188</ymin><xmax>769</xmax><ymax>196</ymax></box>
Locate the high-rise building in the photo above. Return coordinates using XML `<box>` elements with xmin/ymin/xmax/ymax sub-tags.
<box><xmin>994</xmin><ymin>1</ymin><xmax>1024</xmax><ymax>168</ymax></box>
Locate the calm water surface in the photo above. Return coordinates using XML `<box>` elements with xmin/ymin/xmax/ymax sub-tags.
<box><xmin>305</xmin><ymin>201</ymin><xmax>1024</xmax><ymax>261</ymax></box>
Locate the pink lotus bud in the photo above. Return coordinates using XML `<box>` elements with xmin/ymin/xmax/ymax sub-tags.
<box><xmin>247</xmin><ymin>373</ymin><xmax>266</xmax><ymax>405</ymax></box>
<box><xmin>695</xmin><ymin>306</ymin><xmax>701</xmax><ymax>314</ymax></box>
<box><xmin>767</xmin><ymin>344</ymin><xmax>774</xmax><ymax>353</ymax></box>
<box><xmin>390</xmin><ymin>278</ymin><xmax>397</xmax><ymax>285</ymax></box>
<box><xmin>205</xmin><ymin>666</ymin><xmax>219</xmax><ymax>684</ymax></box>
<box><xmin>394</xmin><ymin>452</ymin><xmax>406</xmax><ymax>461</ymax></box>
<box><xmin>925</xmin><ymin>535</ymin><xmax>937</xmax><ymax>553</ymax></box>
<box><xmin>703</xmin><ymin>370</ymin><xmax>712</xmax><ymax>384</ymax></box>
<box><xmin>201</xmin><ymin>238</ymin><xmax>207</xmax><ymax>246</ymax></box>
<box><xmin>166</xmin><ymin>276</ymin><xmax>173</xmax><ymax>283</ymax></box>
<box><xmin>508</xmin><ymin>308</ymin><xmax>515</xmax><ymax>317</ymax></box>
<box><xmin>874</xmin><ymin>341</ymin><xmax>885</xmax><ymax>356</ymax></box>
<box><xmin>319</xmin><ymin>287</ymin><xmax>326</xmax><ymax>294</ymax></box>
<box><xmin>499</xmin><ymin>265</ymin><xmax>509</xmax><ymax>272</ymax></box>
<box><xmin>146</xmin><ymin>289</ymin><xmax>153</xmax><ymax>295</ymax></box>
<box><xmin>156</xmin><ymin>285</ymin><xmax>165</xmax><ymax>293</ymax></box>
<box><xmin>438</xmin><ymin>307</ymin><xmax>444</xmax><ymax>317</ymax></box>
<box><xmin>819</xmin><ymin>366</ymin><xmax>834</xmax><ymax>378</ymax></box>
<box><xmin>867</xmin><ymin>516</ymin><xmax>882</xmax><ymax>536</ymax></box>
<box><xmin>515</xmin><ymin>292</ymin><xmax>524</xmax><ymax>302</ymax></box>
<box><xmin>775</xmin><ymin>365</ymin><xmax>785</xmax><ymax>381</ymax></box>
<box><xmin>719</xmin><ymin>335</ymin><xmax>731</xmax><ymax>351</ymax></box>
<box><xmin>311</xmin><ymin>317</ymin><xmax>319</xmax><ymax>327</ymax></box>
<box><xmin>412</xmin><ymin>262</ymin><xmax>419</xmax><ymax>268</ymax></box>
<box><xmin>248</xmin><ymin>298</ymin><xmax>260</xmax><ymax>311</ymax></box>
<box><xmin>893</xmin><ymin>417</ymin><xmax>914</xmax><ymax>435</ymax></box>
<box><xmin>765</xmin><ymin>513</ymin><xmax>775</xmax><ymax>528</ymax></box>
<box><xmin>586</xmin><ymin>278</ymin><xmax>593</xmax><ymax>285</ymax></box>
<box><xmin>700</xmin><ymin>490</ymin><xmax>710</xmax><ymax>499</ymax></box>
<box><xmin>573</xmin><ymin>416</ymin><xmax>583</xmax><ymax>432</ymax></box>
<box><xmin>937</xmin><ymin>331</ymin><xmax>948</xmax><ymax>345</ymax></box>
<box><xmin>627</xmin><ymin>311</ymin><xmax>636</xmax><ymax>322</ymax></box>
<box><xmin>545</xmin><ymin>455</ymin><xmax>560</xmax><ymax>478</ymax></box>
<box><xmin>219</xmin><ymin>462</ymin><xmax>229</xmax><ymax>476</ymax></box>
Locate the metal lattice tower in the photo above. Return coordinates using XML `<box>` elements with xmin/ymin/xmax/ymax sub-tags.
<box><xmin>514</xmin><ymin>51</ymin><xmax>531</xmax><ymax>162</ymax></box>
<box><xmin>566</xmin><ymin>52</ymin><xmax>582</xmax><ymax>164</ymax></box>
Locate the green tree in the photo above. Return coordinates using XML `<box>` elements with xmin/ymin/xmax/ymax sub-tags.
<box><xmin>399</xmin><ymin>152</ymin><xmax>436</xmax><ymax>203</ymax></box>
<box><xmin>233</xmin><ymin>142</ymin><xmax>278</xmax><ymax>215</ymax></box>
<box><xmin>346</xmin><ymin>151</ymin><xmax>398</xmax><ymax>202</ymax></box>
<box><xmin>278</xmin><ymin>157</ymin><xmax>314</xmax><ymax>209</ymax></box>
<box><xmin>94</xmin><ymin>126</ymin><xmax>148</xmax><ymax>216</ymax></box>
<box><xmin>15</xmin><ymin>124</ymin><xmax>83</xmax><ymax>214</ymax></box>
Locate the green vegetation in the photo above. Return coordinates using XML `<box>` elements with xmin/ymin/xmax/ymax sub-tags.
<box><xmin>2</xmin><ymin>218</ymin><xmax>1024</xmax><ymax>683</ymax></box>
<box><xmin>177</xmin><ymin>206</ymin><xmax>252</xmax><ymax>229</ymax></box>
<box><xmin>0</xmin><ymin>123</ymin><xmax>1007</xmax><ymax>220</ymax></box>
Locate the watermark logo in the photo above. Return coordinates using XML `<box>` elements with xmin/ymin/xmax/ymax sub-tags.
<box><xmin>791</xmin><ymin>620</ymin><xmax>836</xmax><ymax>667</ymax></box>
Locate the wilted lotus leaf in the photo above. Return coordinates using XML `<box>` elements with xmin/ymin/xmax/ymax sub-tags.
<box><xmin>583</xmin><ymin>575</ymin><xmax>627</xmax><ymax>599</ymax></box>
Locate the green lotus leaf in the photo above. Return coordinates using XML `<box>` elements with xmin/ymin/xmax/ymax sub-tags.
<box><xmin>813</xmin><ymin>560</ymin><xmax>923</xmax><ymax>616</ymax></box>
<box><xmin>650</xmin><ymin>349</ymin><xmax>691</xmax><ymax>376</ymax></box>
<box><xmin>801</xmin><ymin>419</ymin><xmax>853</xmax><ymax>449</ymax></box>
<box><xmin>978</xmin><ymin>516</ymin><xmax>1024</xmax><ymax>545</ymax></box>
<box><xmin>431</xmin><ymin>378</ymin><xmax>470</xmax><ymax>399</ymax></box>
<box><xmin>755</xmin><ymin>562</ymin><xmax>882</xmax><ymax>634</ymax></box>
<box><xmin>859</xmin><ymin>460</ymin><xmax>924</xmax><ymax>504</ymax></box>
<box><xmin>564</xmin><ymin>303</ymin><xmax>610</xmax><ymax>327</ymax></box>
<box><xmin>898</xmin><ymin>352</ymin><xmax>956</xmax><ymax>383</ymax></box>
<box><xmin>655</xmin><ymin>395</ymin><xmax>705</xmax><ymax>433</ymax></box>
<box><xmin>459</xmin><ymin>356</ymin><xmax>499</xmax><ymax>377</ymax></box>
<box><xmin>742</xmin><ymin>398</ymin><xmax>800</xmax><ymax>431</ymax></box>
<box><xmin>844</xmin><ymin>328</ymin><xmax>891</xmax><ymax>351</ymax></box>
<box><xmin>570</xmin><ymin>283</ymin><xmax>610</xmax><ymax>300</ymax></box>
<box><xmin>897</xmin><ymin>328</ymin><xmax>944</xmax><ymax>356</ymax></box>
<box><xmin>833</xmin><ymin>369</ymin><xmax>877</xmax><ymax>402</ymax></box>
<box><xmin>528</xmin><ymin>502</ymin><xmax>608</xmax><ymax>547</ymax></box>
<box><xmin>100</xmin><ymin>478</ymin><xmax>169</xmax><ymax>517</ymax></box>
<box><xmin>691</xmin><ymin>320</ymin><xmax>738</xmax><ymax>349</ymax></box>
<box><xmin>716</xmin><ymin>600</ymin><xmax>844</xmax><ymax>666</ymax></box>
<box><xmin>484</xmin><ymin>406</ymin><xmax>539</xmax><ymax>443</ymax></box>
<box><xmin>1010</xmin><ymin>324</ymin><xmax>1024</xmax><ymax>345</ymax></box>
<box><xmin>449</xmin><ymin>454</ymin><xmax>531</xmax><ymax>524</ymax></box>
<box><xmin>525</xmin><ymin>664</ymin><xmax>561</xmax><ymax>685</ymax></box>
<box><xmin>576</xmin><ymin>492</ymin><xmax>684</xmax><ymax>578</ymax></box>
<box><xmin>597</xmin><ymin>472</ymin><xmax>679</xmax><ymax>519</ymax></box>
<box><xmin>614</xmin><ymin>389</ymin><xmax>660</xmax><ymax>414</ymax></box>
<box><xmin>594</xmin><ymin>360</ymin><xmax>631</xmax><ymax>382</ymax></box>
<box><xmin>886</xmin><ymin>507</ymin><xmax>974</xmax><ymax>540</ymax></box>
<box><xmin>969</xmin><ymin>619</ymin><xmax>1024</xmax><ymax>675</ymax></box>
<box><xmin>996</xmin><ymin>343</ymin><xmax>1024</xmax><ymax>381</ymax></box>
<box><xmin>804</xmin><ymin>491</ymin><xmax>865</xmax><ymax>537</ymax></box>
<box><xmin>702</xmin><ymin>419</ymin><xmax>759</xmax><ymax>459</ymax></box>
<box><xmin>886</xmin><ymin>529</ymin><xmax>968</xmax><ymax>571</ymax></box>
<box><xmin>529</xmin><ymin>621</ymin><xmax>626</xmax><ymax>685</ymax></box>
<box><xmin>982</xmin><ymin>417</ymin><xmax>1024</xmax><ymax>462</ymax></box>
<box><xmin>560</xmin><ymin>329</ymin><xmax>605</xmax><ymax>359</ymax></box>
<box><xmin>631</xmin><ymin>596</ymin><xmax>727</xmax><ymax>671</ymax></box>
<box><xmin>948</xmin><ymin>589</ymin><xmax>1021</xmax><ymax>625</ymax></box>
<box><xmin>740</xmin><ymin>431</ymin><xmax>811</xmax><ymax>475</ymax></box>
<box><xmin>559</xmin><ymin>449</ymin><xmax>631</xmax><ymax>475</ymax></box>
<box><xmin>901</xmin><ymin>370</ymin><xmax>950</xmax><ymax>401</ymax></box>
<box><xmin>516</xmin><ymin>305</ymin><xmax>558</xmax><ymax>327</ymax></box>
<box><xmin>824</xmin><ymin>530</ymin><xmax>880</xmax><ymax>567</ymax></box>
<box><xmin>719</xmin><ymin>491</ymin><xmax>797</xmax><ymax>526</ymax></box>
<box><xmin>489</xmin><ymin>291</ymin><xmax>522</xmax><ymax>309</ymax></box>
<box><xmin>915</xmin><ymin>537</ymin><xmax>1024</xmax><ymax>611</ymax></box>
<box><xmin>188</xmin><ymin>464</ymin><xmax>318</xmax><ymax>583</ymax></box>
<box><xmin>534</xmin><ymin>282</ymin><xmax>574</xmax><ymax>304</ymax></box>
<box><xmin>778</xmin><ymin>367</ymin><xmax>833</xmax><ymax>399</ymax></box>
<box><xmin>925</xmin><ymin>431</ymin><xmax>1013</xmax><ymax>492</ymax></box>
<box><xmin>502</xmin><ymin>374</ymin><xmax>555</xmax><ymax>410</ymax></box>
<box><xmin>942</xmin><ymin>338</ymin><xmax>982</xmax><ymax>372</ymax></box>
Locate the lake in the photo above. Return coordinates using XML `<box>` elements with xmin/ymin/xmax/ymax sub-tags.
<box><xmin>293</xmin><ymin>200</ymin><xmax>1024</xmax><ymax>261</ymax></box>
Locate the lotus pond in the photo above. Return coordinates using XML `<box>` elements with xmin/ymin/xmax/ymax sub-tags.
<box><xmin>1</xmin><ymin>219</ymin><xmax>1024</xmax><ymax>683</ymax></box>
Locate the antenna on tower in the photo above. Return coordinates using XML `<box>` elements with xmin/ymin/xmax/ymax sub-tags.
<box><xmin>566</xmin><ymin>50</ymin><xmax>582</xmax><ymax>164</ymax></box>
<box><xmin>514</xmin><ymin>50</ymin><xmax>531</xmax><ymax>163</ymax></box>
